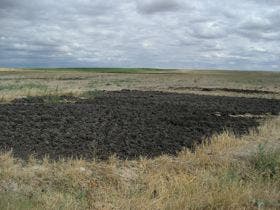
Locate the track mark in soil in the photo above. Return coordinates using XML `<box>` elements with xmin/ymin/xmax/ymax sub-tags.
<box><xmin>0</xmin><ymin>90</ymin><xmax>280</xmax><ymax>160</ymax></box>
<box><xmin>171</xmin><ymin>86</ymin><xmax>278</xmax><ymax>94</ymax></box>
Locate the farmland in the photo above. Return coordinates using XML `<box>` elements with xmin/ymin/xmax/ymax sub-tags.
<box><xmin>0</xmin><ymin>68</ymin><xmax>280</xmax><ymax>209</ymax></box>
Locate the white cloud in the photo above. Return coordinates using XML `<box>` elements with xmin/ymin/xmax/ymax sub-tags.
<box><xmin>0</xmin><ymin>0</ymin><xmax>279</xmax><ymax>70</ymax></box>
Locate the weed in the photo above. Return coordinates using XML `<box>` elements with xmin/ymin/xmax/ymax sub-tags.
<box><xmin>251</xmin><ymin>144</ymin><xmax>280</xmax><ymax>178</ymax></box>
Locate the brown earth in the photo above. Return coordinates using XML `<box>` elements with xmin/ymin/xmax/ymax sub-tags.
<box><xmin>0</xmin><ymin>90</ymin><xmax>279</xmax><ymax>160</ymax></box>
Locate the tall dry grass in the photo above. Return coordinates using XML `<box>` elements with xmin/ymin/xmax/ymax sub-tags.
<box><xmin>0</xmin><ymin>117</ymin><xmax>279</xmax><ymax>209</ymax></box>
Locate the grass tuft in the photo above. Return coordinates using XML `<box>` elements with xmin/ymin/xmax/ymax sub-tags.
<box><xmin>251</xmin><ymin>144</ymin><xmax>280</xmax><ymax>179</ymax></box>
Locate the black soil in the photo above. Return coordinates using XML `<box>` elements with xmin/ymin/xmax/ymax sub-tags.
<box><xmin>1</xmin><ymin>90</ymin><xmax>280</xmax><ymax>160</ymax></box>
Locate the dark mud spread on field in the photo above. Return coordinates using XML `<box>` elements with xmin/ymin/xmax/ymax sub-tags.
<box><xmin>171</xmin><ymin>86</ymin><xmax>278</xmax><ymax>94</ymax></box>
<box><xmin>1</xmin><ymin>90</ymin><xmax>280</xmax><ymax>160</ymax></box>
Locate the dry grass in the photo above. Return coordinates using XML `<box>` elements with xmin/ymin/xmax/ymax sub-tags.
<box><xmin>0</xmin><ymin>68</ymin><xmax>279</xmax><ymax>209</ymax></box>
<box><xmin>0</xmin><ymin>117</ymin><xmax>279</xmax><ymax>210</ymax></box>
<box><xmin>0</xmin><ymin>68</ymin><xmax>280</xmax><ymax>101</ymax></box>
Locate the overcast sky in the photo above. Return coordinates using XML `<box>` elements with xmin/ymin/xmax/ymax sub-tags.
<box><xmin>0</xmin><ymin>0</ymin><xmax>279</xmax><ymax>70</ymax></box>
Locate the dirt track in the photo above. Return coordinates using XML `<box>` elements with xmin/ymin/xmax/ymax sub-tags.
<box><xmin>0</xmin><ymin>90</ymin><xmax>280</xmax><ymax>160</ymax></box>
<box><xmin>171</xmin><ymin>86</ymin><xmax>278</xmax><ymax>94</ymax></box>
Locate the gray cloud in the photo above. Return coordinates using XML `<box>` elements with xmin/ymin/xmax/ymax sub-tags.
<box><xmin>136</xmin><ymin>0</ymin><xmax>183</xmax><ymax>14</ymax></box>
<box><xmin>0</xmin><ymin>0</ymin><xmax>279</xmax><ymax>70</ymax></box>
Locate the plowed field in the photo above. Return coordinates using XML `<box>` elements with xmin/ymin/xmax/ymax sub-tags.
<box><xmin>0</xmin><ymin>90</ymin><xmax>279</xmax><ymax>160</ymax></box>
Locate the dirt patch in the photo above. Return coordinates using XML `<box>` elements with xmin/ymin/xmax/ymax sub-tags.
<box><xmin>171</xmin><ymin>86</ymin><xmax>278</xmax><ymax>94</ymax></box>
<box><xmin>0</xmin><ymin>90</ymin><xmax>280</xmax><ymax>160</ymax></box>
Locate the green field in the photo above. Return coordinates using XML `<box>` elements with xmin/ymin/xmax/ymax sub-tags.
<box><xmin>23</xmin><ymin>67</ymin><xmax>173</xmax><ymax>73</ymax></box>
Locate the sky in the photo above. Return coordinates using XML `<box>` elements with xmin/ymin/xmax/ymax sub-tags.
<box><xmin>0</xmin><ymin>0</ymin><xmax>279</xmax><ymax>70</ymax></box>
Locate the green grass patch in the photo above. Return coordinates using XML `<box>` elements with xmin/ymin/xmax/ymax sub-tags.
<box><xmin>88</xmin><ymin>78</ymin><xmax>140</xmax><ymax>88</ymax></box>
<box><xmin>80</xmin><ymin>90</ymin><xmax>104</xmax><ymax>99</ymax></box>
<box><xmin>23</xmin><ymin>68</ymin><xmax>173</xmax><ymax>74</ymax></box>
<box><xmin>0</xmin><ymin>83</ymin><xmax>48</xmax><ymax>91</ymax></box>
<box><xmin>0</xmin><ymin>192</ymin><xmax>37</xmax><ymax>210</ymax></box>
<box><xmin>250</xmin><ymin>144</ymin><xmax>280</xmax><ymax>179</ymax></box>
